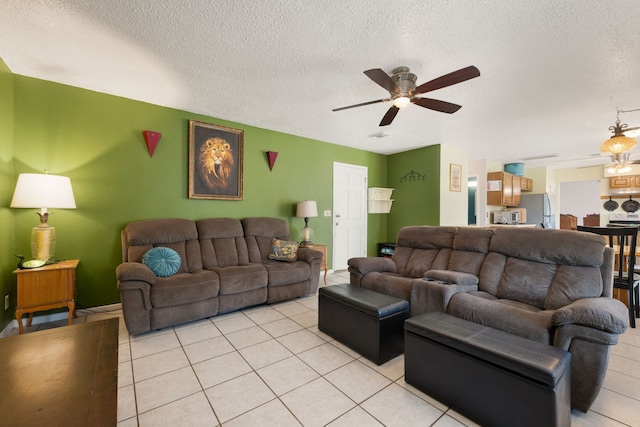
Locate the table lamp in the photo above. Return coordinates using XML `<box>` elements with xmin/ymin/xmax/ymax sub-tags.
<box><xmin>296</xmin><ymin>200</ymin><xmax>318</xmax><ymax>247</ymax></box>
<box><xmin>10</xmin><ymin>173</ymin><xmax>77</xmax><ymax>261</ymax></box>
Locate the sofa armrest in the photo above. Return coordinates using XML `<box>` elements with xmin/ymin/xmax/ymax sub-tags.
<box><xmin>425</xmin><ymin>270</ymin><xmax>479</xmax><ymax>286</ymax></box>
<box><xmin>348</xmin><ymin>256</ymin><xmax>397</xmax><ymax>286</ymax></box>
<box><xmin>297</xmin><ymin>247</ymin><xmax>323</xmax><ymax>264</ymax></box>
<box><xmin>552</xmin><ymin>297</ymin><xmax>629</xmax><ymax>335</ymax></box>
<box><xmin>116</xmin><ymin>262</ymin><xmax>157</xmax><ymax>285</ymax></box>
<box><xmin>410</xmin><ymin>279</ymin><xmax>478</xmax><ymax>317</ymax></box>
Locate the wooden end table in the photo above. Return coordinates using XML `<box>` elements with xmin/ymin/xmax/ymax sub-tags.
<box><xmin>302</xmin><ymin>244</ymin><xmax>327</xmax><ymax>284</ymax></box>
<box><xmin>13</xmin><ymin>259</ymin><xmax>79</xmax><ymax>334</ymax></box>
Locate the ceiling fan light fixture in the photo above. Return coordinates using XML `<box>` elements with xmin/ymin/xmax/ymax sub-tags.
<box><xmin>601</xmin><ymin>109</ymin><xmax>639</xmax><ymax>154</ymax></box>
<box><xmin>392</xmin><ymin>96</ymin><xmax>411</xmax><ymax>109</ymax></box>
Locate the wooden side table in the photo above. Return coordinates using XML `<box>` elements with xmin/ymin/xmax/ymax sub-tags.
<box><xmin>302</xmin><ymin>244</ymin><xmax>327</xmax><ymax>285</ymax></box>
<box><xmin>13</xmin><ymin>259</ymin><xmax>79</xmax><ymax>334</ymax></box>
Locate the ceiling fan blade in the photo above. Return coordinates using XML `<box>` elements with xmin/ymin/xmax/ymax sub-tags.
<box><xmin>364</xmin><ymin>69</ymin><xmax>401</xmax><ymax>95</ymax></box>
<box><xmin>332</xmin><ymin>98</ymin><xmax>389</xmax><ymax>112</ymax></box>
<box><xmin>414</xmin><ymin>65</ymin><xmax>480</xmax><ymax>95</ymax></box>
<box><xmin>379</xmin><ymin>106</ymin><xmax>399</xmax><ymax>126</ymax></box>
<box><xmin>412</xmin><ymin>97</ymin><xmax>462</xmax><ymax>114</ymax></box>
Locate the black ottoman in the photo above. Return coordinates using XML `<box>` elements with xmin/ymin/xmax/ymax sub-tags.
<box><xmin>405</xmin><ymin>312</ymin><xmax>571</xmax><ymax>427</ymax></box>
<box><xmin>318</xmin><ymin>284</ymin><xmax>409</xmax><ymax>365</ymax></box>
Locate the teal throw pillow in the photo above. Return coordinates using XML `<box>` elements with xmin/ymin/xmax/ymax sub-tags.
<box><xmin>142</xmin><ymin>247</ymin><xmax>182</xmax><ymax>277</ymax></box>
<box><xmin>268</xmin><ymin>238</ymin><xmax>299</xmax><ymax>262</ymax></box>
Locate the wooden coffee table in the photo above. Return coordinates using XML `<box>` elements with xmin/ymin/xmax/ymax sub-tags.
<box><xmin>0</xmin><ymin>318</ymin><xmax>119</xmax><ymax>426</ymax></box>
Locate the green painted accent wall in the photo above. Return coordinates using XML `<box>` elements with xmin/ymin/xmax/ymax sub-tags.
<box><xmin>0</xmin><ymin>59</ymin><xmax>15</xmax><ymax>330</ymax></box>
<box><xmin>9</xmin><ymin>75</ymin><xmax>389</xmax><ymax>311</ymax></box>
<box><xmin>387</xmin><ymin>145</ymin><xmax>441</xmax><ymax>240</ymax></box>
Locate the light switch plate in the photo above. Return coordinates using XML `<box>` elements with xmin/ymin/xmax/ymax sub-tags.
<box><xmin>324</xmin><ymin>210</ymin><xmax>331</xmax><ymax>217</ymax></box>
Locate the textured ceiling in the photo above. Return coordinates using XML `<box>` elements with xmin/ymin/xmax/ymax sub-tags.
<box><xmin>2</xmin><ymin>0</ymin><xmax>640</xmax><ymax>169</ymax></box>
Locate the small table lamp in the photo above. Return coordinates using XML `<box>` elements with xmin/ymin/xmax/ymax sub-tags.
<box><xmin>296</xmin><ymin>200</ymin><xmax>318</xmax><ymax>247</ymax></box>
<box><xmin>10</xmin><ymin>173</ymin><xmax>77</xmax><ymax>261</ymax></box>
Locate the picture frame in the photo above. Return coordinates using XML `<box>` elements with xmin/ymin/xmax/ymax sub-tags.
<box><xmin>188</xmin><ymin>120</ymin><xmax>244</xmax><ymax>200</ymax></box>
<box><xmin>450</xmin><ymin>163</ymin><xmax>462</xmax><ymax>192</ymax></box>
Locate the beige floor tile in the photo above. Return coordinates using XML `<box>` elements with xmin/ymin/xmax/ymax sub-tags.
<box><xmin>118</xmin><ymin>360</ymin><xmax>133</xmax><ymax>388</ymax></box>
<box><xmin>174</xmin><ymin>320</ymin><xmax>221</xmax><ymax>346</ymax></box>
<box><xmin>225</xmin><ymin>325</ymin><xmax>272</xmax><ymax>349</ymax></box>
<box><xmin>281</xmin><ymin>377</ymin><xmax>355</xmax><ymax>427</ymax></box>
<box><xmin>223</xmin><ymin>399</ymin><xmax>301</xmax><ymax>427</ymax></box>
<box><xmin>326</xmin><ymin>406</ymin><xmax>384</xmax><ymax>426</ymax></box>
<box><xmin>361</xmin><ymin>383</ymin><xmax>443</xmax><ymax>427</ymax></box>
<box><xmin>602</xmin><ymin>369</ymin><xmax>640</xmax><ymax>401</ymax></box>
<box><xmin>298</xmin><ymin>342</ymin><xmax>354</xmax><ymax>375</ymax></box>
<box><xmin>277</xmin><ymin>329</ymin><xmax>326</xmax><ymax>354</ymax></box>
<box><xmin>289</xmin><ymin>310</ymin><xmax>318</xmax><ymax>328</ymax></box>
<box><xmin>213</xmin><ymin>313</ymin><xmax>256</xmax><ymax>334</ymax></box>
<box><xmin>444</xmin><ymin>409</ymin><xmax>482</xmax><ymax>427</ymax></box>
<box><xmin>117</xmin><ymin>416</ymin><xmax>138</xmax><ymax>427</ymax></box>
<box><xmin>193</xmin><ymin>351</ymin><xmax>252</xmax><ymax>389</ymax></box>
<box><xmin>589</xmin><ymin>387</ymin><xmax>640</xmax><ymax>426</ymax></box>
<box><xmin>360</xmin><ymin>354</ymin><xmax>405</xmax><ymax>381</ymax></box>
<box><xmin>571</xmin><ymin>408</ymin><xmax>629</xmax><ymax>427</ymax></box>
<box><xmin>272</xmin><ymin>301</ymin><xmax>310</xmax><ymax>317</ymax></box>
<box><xmin>297</xmin><ymin>295</ymin><xmax>319</xmax><ymax>311</ymax></box>
<box><xmin>396</xmin><ymin>377</ymin><xmax>448</xmax><ymax>412</ymax></box>
<box><xmin>608</xmin><ymin>353</ymin><xmax>640</xmax><ymax>380</ymax></box>
<box><xmin>257</xmin><ymin>356</ymin><xmax>319</xmax><ymax>396</ymax></box>
<box><xmin>611</xmin><ymin>341</ymin><xmax>640</xmax><ymax>363</ymax></box>
<box><xmin>205</xmin><ymin>371</ymin><xmax>275</xmax><ymax>423</ymax></box>
<box><xmin>183</xmin><ymin>335</ymin><xmax>235</xmax><ymax>364</ymax></box>
<box><xmin>119</xmin><ymin>342</ymin><xmax>131</xmax><ymax>363</ymax></box>
<box><xmin>239</xmin><ymin>339</ymin><xmax>294</xmax><ymax>370</ymax></box>
<box><xmin>134</xmin><ymin>366</ymin><xmax>202</xmax><ymax>413</ymax></box>
<box><xmin>132</xmin><ymin>347</ymin><xmax>190</xmax><ymax>382</ymax></box>
<box><xmin>242</xmin><ymin>306</ymin><xmax>286</xmax><ymax>324</ymax></box>
<box><xmin>138</xmin><ymin>391</ymin><xmax>218</xmax><ymax>427</ymax></box>
<box><xmin>327</xmin><ymin>339</ymin><xmax>364</xmax><ymax>359</ymax></box>
<box><xmin>432</xmin><ymin>413</ymin><xmax>472</xmax><ymax>427</ymax></box>
<box><xmin>260</xmin><ymin>318</ymin><xmax>304</xmax><ymax>338</ymax></box>
<box><xmin>130</xmin><ymin>331</ymin><xmax>181</xmax><ymax>359</ymax></box>
<box><xmin>117</xmin><ymin>384</ymin><xmax>137</xmax><ymax>422</ymax></box>
<box><xmin>325</xmin><ymin>360</ymin><xmax>391</xmax><ymax>403</ymax></box>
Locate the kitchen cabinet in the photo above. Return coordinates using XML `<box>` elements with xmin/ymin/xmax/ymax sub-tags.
<box><xmin>487</xmin><ymin>172</ymin><xmax>521</xmax><ymax>206</ymax></box>
<box><xmin>520</xmin><ymin>177</ymin><xmax>533</xmax><ymax>192</ymax></box>
<box><xmin>610</xmin><ymin>176</ymin><xmax>634</xmax><ymax>189</ymax></box>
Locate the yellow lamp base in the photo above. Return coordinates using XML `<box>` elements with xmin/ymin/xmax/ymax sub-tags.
<box><xmin>31</xmin><ymin>225</ymin><xmax>56</xmax><ymax>261</ymax></box>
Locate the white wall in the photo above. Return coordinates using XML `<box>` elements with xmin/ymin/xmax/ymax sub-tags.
<box><xmin>439</xmin><ymin>145</ymin><xmax>469</xmax><ymax>226</ymax></box>
<box><xmin>559</xmin><ymin>180</ymin><xmax>602</xmax><ymax>226</ymax></box>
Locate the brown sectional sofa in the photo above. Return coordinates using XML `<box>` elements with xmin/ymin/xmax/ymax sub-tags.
<box><xmin>348</xmin><ymin>225</ymin><xmax>629</xmax><ymax>412</ymax></box>
<box><xmin>116</xmin><ymin>217</ymin><xmax>322</xmax><ymax>335</ymax></box>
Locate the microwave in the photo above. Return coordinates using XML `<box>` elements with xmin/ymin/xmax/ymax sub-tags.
<box><xmin>493</xmin><ymin>211</ymin><xmax>520</xmax><ymax>225</ymax></box>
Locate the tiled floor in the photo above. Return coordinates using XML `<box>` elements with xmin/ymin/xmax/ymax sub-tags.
<box><xmin>7</xmin><ymin>271</ymin><xmax>640</xmax><ymax>426</ymax></box>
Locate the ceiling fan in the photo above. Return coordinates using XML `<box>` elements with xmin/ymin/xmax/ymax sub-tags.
<box><xmin>332</xmin><ymin>65</ymin><xmax>480</xmax><ymax>126</ymax></box>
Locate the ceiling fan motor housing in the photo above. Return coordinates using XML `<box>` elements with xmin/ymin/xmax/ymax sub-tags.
<box><xmin>390</xmin><ymin>66</ymin><xmax>417</xmax><ymax>95</ymax></box>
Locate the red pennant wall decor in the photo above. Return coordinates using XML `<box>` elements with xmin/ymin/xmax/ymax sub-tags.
<box><xmin>266</xmin><ymin>151</ymin><xmax>278</xmax><ymax>171</ymax></box>
<box><xmin>143</xmin><ymin>130</ymin><xmax>162</xmax><ymax>157</ymax></box>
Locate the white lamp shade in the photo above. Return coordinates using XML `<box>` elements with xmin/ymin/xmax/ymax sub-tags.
<box><xmin>10</xmin><ymin>173</ymin><xmax>77</xmax><ymax>209</ymax></box>
<box><xmin>296</xmin><ymin>200</ymin><xmax>318</xmax><ymax>218</ymax></box>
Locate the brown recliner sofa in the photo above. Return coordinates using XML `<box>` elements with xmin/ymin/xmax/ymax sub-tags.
<box><xmin>116</xmin><ymin>217</ymin><xmax>322</xmax><ymax>335</ymax></box>
<box><xmin>348</xmin><ymin>225</ymin><xmax>629</xmax><ymax>412</ymax></box>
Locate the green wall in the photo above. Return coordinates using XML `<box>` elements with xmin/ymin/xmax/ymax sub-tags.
<box><xmin>387</xmin><ymin>145</ymin><xmax>441</xmax><ymax>240</ymax></box>
<box><xmin>7</xmin><ymin>74</ymin><xmax>389</xmax><ymax>315</ymax></box>
<box><xmin>0</xmin><ymin>59</ymin><xmax>15</xmax><ymax>329</ymax></box>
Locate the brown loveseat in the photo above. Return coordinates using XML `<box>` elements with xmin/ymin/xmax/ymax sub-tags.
<box><xmin>348</xmin><ymin>225</ymin><xmax>629</xmax><ymax>412</ymax></box>
<box><xmin>116</xmin><ymin>217</ymin><xmax>322</xmax><ymax>335</ymax></box>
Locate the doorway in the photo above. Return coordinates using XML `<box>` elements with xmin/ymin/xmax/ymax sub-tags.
<box><xmin>332</xmin><ymin>162</ymin><xmax>368</xmax><ymax>271</ymax></box>
<box><xmin>468</xmin><ymin>176</ymin><xmax>478</xmax><ymax>225</ymax></box>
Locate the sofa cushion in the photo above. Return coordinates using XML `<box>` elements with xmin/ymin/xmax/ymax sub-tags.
<box><xmin>150</xmin><ymin>270</ymin><xmax>219</xmax><ymax>308</ymax></box>
<box><xmin>263</xmin><ymin>260</ymin><xmax>310</xmax><ymax>286</ymax></box>
<box><xmin>393</xmin><ymin>226</ymin><xmax>456</xmax><ymax>277</ymax></box>
<box><xmin>448</xmin><ymin>291</ymin><xmax>554</xmax><ymax>344</ymax></box>
<box><xmin>210</xmin><ymin>264</ymin><xmax>268</xmax><ymax>295</ymax></box>
<box><xmin>496</xmin><ymin>257</ymin><xmax>558</xmax><ymax>309</ymax></box>
<box><xmin>447</xmin><ymin>227</ymin><xmax>493</xmax><ymax>275</ymax></box>
<box><xmin>268</xmin><ymin>239</ymin><xmax>299</xmax><ymax>262</ymax></box>
<box><xmin>361</xmin><ymin>272</ymin><xmax>422</xmax><ymax>301</ymax></box>
<box><xmin>122</xmin><ymin>218</ymin><xmax>203</xmax><ymax>273</ymax></box>
<box><xmin>143</xmin><ymin>247</ymin><xmax>182</xmax><ymax>277</ymax></box>
<box><xmin>197</xmin><ymin>218</ymin><xmax>250</xmax><ymax>268</ymax></box>
<box><xmin>242</xmin><ymin>217</ymin><xmax>292</xmax><ymax>263</ymax></box>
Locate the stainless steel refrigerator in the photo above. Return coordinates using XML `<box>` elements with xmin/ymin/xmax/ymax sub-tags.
<box><xmin>519</xmin><ymin>193</ymin><xmax>555</xmax><ymax>228</ymax></box>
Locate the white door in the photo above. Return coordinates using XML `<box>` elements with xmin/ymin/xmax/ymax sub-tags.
<box><xmin>333</xmin><ymin>162</ymin><xmax>368</xmax><ymax>271</ymax></box>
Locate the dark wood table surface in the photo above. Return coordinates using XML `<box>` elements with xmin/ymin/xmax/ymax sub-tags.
<box><xmin>0</xmin><ymin>318</ymin><xmax>119</xmax><ymax>426</ymax></box>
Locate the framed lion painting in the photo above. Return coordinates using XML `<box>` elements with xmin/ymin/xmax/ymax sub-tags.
<box><xmin>188</xmin><ymin>120</ymin><xmax>244</xmax><ymax>200</ymax></box>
